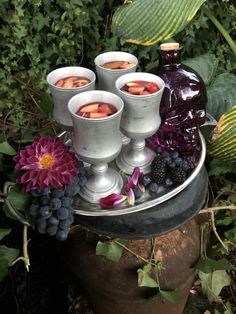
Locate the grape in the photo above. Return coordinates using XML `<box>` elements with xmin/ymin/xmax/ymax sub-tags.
<box><xmin>133</xmin><ymin>187</ymin><xmax>142</xmax><ymax>200</ymax></box>
<box><xmin>36</xmin><ymin>217</ymin><xmax>47</xmax><ymax>233</ymax></box>
<box><xmin>182</xmin><ymin>161</ymin><xmax>190</xmax><ymax>171</ymax></box>
<box><xmin>59</xmin><ymin>219</ymin><xmax>70</xmax><ymax>230</ymax></box>
<box><xmin>56</xmin><ymin>207</ymin><xmax>69</xmax><ymax>220</ymax></box>
<box><xmin>61</xmin><ymin>197</ymin><xmax>73</xmax><ymax>207</ymax></box>
<box><xmin>78</xmin><ymin>167</ymin><xmax>86</xmax><ymax>177</ymax></box>
<box><xmin>72</xmin><ymin>176</ymin><xmax>79</xmax><ymax>185</ymax></box>
<box><xmin>29</xmin><ymin>204</ymin><xmax>39</xmax><ymax>216</ymax></box>
<box><xmin>39</xmin><ymin>206</ymin><xmax>52</xmax><ymax>218</ymax></box>
<box><xmin>171</xmin><ymin>151</ymin><xmax>179</xmax><ymax>159</ymax></box>
<box><xmin>52</xmin><ymin>189</ymin><xmax>64</xmax><ymax>198</ymax></box>
<box><xmin>50</xmin><ymin>198</ymin><xmax>61</xmax><ymax>210</ymax></box>
<box><xmin>67</xmin><ymin>214</ymin><xmax>74</xmax><ymax>224</ymax></box>
<box><xmin>48</xmin><ymin>215</ymin><xmax>59</xmax><ymax>226</ymax></box>
<box><xmin>40</xmin><ymin>196</ymin><xmax>50</xmax><ymax>206</ymax></box>
<box><xmin>77</xmin><ymin>160</ymin><xmax>84</xmax><ymax>169</ymax></box>
<box><xmin>141</xmin><ymin>175</ymin><xmax>151</xmax><ymax>187</ymax></box>
<box><xmin>155</xmin><ymin>146</ymin><xmax>163</xmax><ymax>154</ymax></box>
<box><xmin>56</xmin><ymin>230</ymin><xmax>68</xmax><ymax>241</ymax></box>
<box><xmin>65</xmin><ymin>183</ymin><xmax>76</xmax><ymax>197</ymax></box>
<box><xmin>47</xmin><ymin>226</ymin><xmax>58</xmax><ymax>236</ymax></box>
<box><xmin>84</xmin><ymin>167</ymin><xmax>93</xmax><ymax>177</ymax></box>
<box><xmin>78</xmin><ymin>175</ymin><xmax>87</xmax><ymax>186</ymax></box>
<box><xmin>165</xmin><ymin>178</ymin><xmax>174</xmax><ymax>187</ymax></box>
<box><xmin>31</xmin><ymin>189</ymin><xmax>42</xmax><ymax>197</ymax></box>
<box><xmin>149</xmin><ymin>182</ymin><xmax>159</xmax><ymax>194</ymax></box>
<box><xmin>164</xmin><ymin>156</ymin><xmax>172</xmax><ymax>164</ymax></box>
<box><xmin>169</xmin><ymin>162</ymin><xmax>176</xmax><ymax>168</ymax></box>
<box><xmin>175</xmin><ymin>157</ymin><xmax>183</xmax><ymax>167</ymax></box>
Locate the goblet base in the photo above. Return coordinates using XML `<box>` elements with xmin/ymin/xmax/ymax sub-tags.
<box><xmin>116</xmin><ymin>145</ymin><xmax>156</xmax><ymax>175</ymax></box>
<box><xmin>79</xmin><ymin>168</ymin><xmax>123</xmax><ymax>204</ymax></box>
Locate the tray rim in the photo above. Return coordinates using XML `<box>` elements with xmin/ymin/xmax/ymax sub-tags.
<box><xmin>74</xmin><ymin>132</ymin><xmax>206</xmax><ymax>217</ymax></box>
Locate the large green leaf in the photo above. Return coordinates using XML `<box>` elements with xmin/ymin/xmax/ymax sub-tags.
<box><xmin>6</xmin><ymin>184</ymin><xmax>31</xmax><ymax>213</ymax></box>
<box><xmin>96</xmin><ymin>240</ymin><xmax>123</xmax><ymax>262</ymax></box>
<box><xmin>206</xmin><ymin>73</ymin><xmax>236</xmax><ymax>120</ymax></box>
<box><xmin>137</xmin><ymin>263</ymin><xmax>159</xmax><ymax>288</ymax></box>
<box><xmin>112</xmin><ymin>0</ymin><xmax>206</xmax><ymax>45</ymax></box>
<box><xmin>0</xmin><ymin>245</ymin><xmax>19</xmax><ymax>282</ymax></box>
<box><xmin>183</xmin><ymin>53</ymin><xmax>218</xmax><ymax>85</ymax></box>
<box><xmin>0</xmin><ymin>141</ymin><xmax>16</xmax><ymax>155</ymax></box>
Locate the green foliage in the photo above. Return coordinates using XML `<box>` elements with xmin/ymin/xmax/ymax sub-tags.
<box><xmin>96</xmin><ymin>240</ymin><xmax>127</xmax><ymax>262</ymax></box>
<box><xmin>196</xmin><ymin>257</ymin><xmax>233</xmax><ymax>273</ymax></box>
<box><xmin>199</xmin><ymin>270</ymin><xmax>231</xmax><ymax>303</ymax></box>
<box><xmin>0</xmin><ymin>228</ymin><xmax>11</xmax><ymax>241</ymax></box>
<box><xmin>137</xmin><ymin>263</ymin><xmax>159</xmax><ymax>288</ymax></box>
<box><xmin>0</xmin><ymin>245</ymin><xmax>19</xmax><ymax>282</ymax></box>
<box><xmin>0</xmin><ymin>141</ymin><xmax>16</xmax><ymax>155</ymax></box>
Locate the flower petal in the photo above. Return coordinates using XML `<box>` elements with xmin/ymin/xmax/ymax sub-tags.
<box><xmin>131</xmin><ymin>167</ymin><xmax>142</xmax><ymax>186</ymax></box>
<box><xmin>99</xmin><ymin>193</ymin><xmax>127</xmax><ymax>209</ymax></box>
<box><xmin>126</xmin><ymin>188</ymin><xmax>135</xmax><ymax>206</ymax></box>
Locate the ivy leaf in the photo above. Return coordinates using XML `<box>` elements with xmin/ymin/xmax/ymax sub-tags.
<box><xmin>196</xmin><ymin>257</ymin><xmax>233</xmax><ymax>273</ymax></box>
<box><xmin>96</xmin><ymin>240</ymin><xmax>123</xmax><ymax>262</ymax></box>
<box><xmin>6</xmin><ymin>184</ymin><xmax>31</xmax><ymax>213</ymax></box>
<box><xmin>207</xmin><ymin>73</ymin><xmax>236</xmax><ymax>121</ymax></box>
<box><xmin>183</xmin><ymin>53</ymin><xmax>218</xmax><ymax>85</ymax></box>
<box><xmin>159</xmin><ymin>290</ymin><xmax>182</xmax><ymax>303</ymax></box>
<box><xmin>199</xmin><ymin>270</ymin><xmax>231</xmax><ymax>302</ymax></box>
<box><xmin>137</xmin><ymin>263</ymin><xmax>159</xmax><ymax>288</ymax></box>
<box><xmin>0</xmin><ymin>245</ymin><xmax>19</xmax><ymax>282</ymax></box>
<box><xmin>225</xmin><ymin>227</ymin><xmax>236</xmax><ymax>244</ymax></box>
<box><xmin>0</xmin><ymin>228</ymin><xmax>11</xmax><ymax>241</ymax></box>
<box><xmin>0</xmin><ymin>141</ymin><xmax>16</xmax><ymax>155</ymax></box>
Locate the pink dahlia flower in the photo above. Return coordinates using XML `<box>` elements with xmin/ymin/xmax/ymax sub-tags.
<box><xmin>14</xmin><ymin>136</ymin><xmax>79</xmax><ymax>192</ymax></box>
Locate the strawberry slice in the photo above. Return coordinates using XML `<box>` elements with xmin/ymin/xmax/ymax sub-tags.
<box><xmin>80</xmin><ymin>103</ymin><xmax>99</xmax><ymax>113</ymax></box>
<box><xmin>99</xmin><ymin>104</ymin><xmax>114</xmax><ymax>115</ymax></box>
<box><xmin>145</xmin><ymin>82</ymin><xmax>159</xmax><ymax>94</ymax></box>
<box><xmin>89</xmin><ymin>112</ymin><xmax>108</xmax><ymax>118</ymax></box>
<box><xmin>139</xmin><ymin>91</ymin><xmax>151</xmax><ymax>95</ymax></box>
<box><xmin>55</xmin><ymin>80</ymin><xmax>64</xmax><ymax>87</ymax></box>
<box><xmin>68</xmin><ymin>76</ymin><xmax>80</xmax><ymax>81</ymax></box>
<box><xmin>128</xmin><ymin>86</ymin><xmax>145</xmax><ymax>95</ymax></box>
<box><xmin>63</xmin><ymin>78</ymin><xmax>74</xmax><ymax>88</ymax></box>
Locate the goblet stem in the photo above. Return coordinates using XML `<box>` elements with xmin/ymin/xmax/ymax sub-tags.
<box><xmin>79</xmin><ymin>163</ymin><xmax>123</xmax><ymax>203</ymax></box>
<box><xmin>116</xmin><ymin>138</ymin><xmax>156</xmax><ymax>175</ymax></box>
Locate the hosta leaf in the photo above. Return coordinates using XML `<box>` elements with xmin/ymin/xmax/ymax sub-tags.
<box><xmin>183</xmin><ymin>53</ymin><xmax>218</xmax><ymax>85</ymax></box>
<box><xmin>159</xmin><ymin>290</ymin><xmax>182</xmax><ymax>303</ymax></box>
<box><xmin>199</xmin><ymin>270</ymin><xmax>231</xmax><ymax>303</ymax></box>
<box><xmin>0</xmin><ymin>228</ymin><xmax>11</xmax><ymax>241</ymax></box>
<box><xmin>206</xmin><ymin>73</ymin><xmax>236</xmax><ymax>121</ymax></box>
<box><xmin>112</xmin><ymin>0</ymin><xmax>206</xmax><ymax>46</ymax></box>
<box><xmin>0</xmin><ymin>245</ymin><xmax>19</xmax><ymax>282</ymax></box>
<box><xmin>6</xmin><ymin>184</ymin><xmax>31</xmax><ymax>213</ymax></box>
<box><xmin>137</xmin><ymin>263</ymin><xmax>159</xmax><ymax>288</ymax></box>
<box><xmin>96</xmin><ymin>240</ymin><xmax>123</xmax><ymax>262</ymax></box>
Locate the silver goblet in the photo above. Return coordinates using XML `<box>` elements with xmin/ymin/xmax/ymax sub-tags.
<box><xmin>115</xmin><ymin>72</ymin><xmax>165</xmax><ymax>174</ymax></box>
<box><xmin>94</xmin><ymin>51</ymin><xmax>138</xmax><ymax>94</ymax></box>
<box><xmin>68</xmin><ymin>90</ymin><xmax>124</xmax><ymax>203</ymax></box>
<box><xmin>47</xmin><ymin>66</ymin><xmax>96</xmax><ymax>130</ymax></box>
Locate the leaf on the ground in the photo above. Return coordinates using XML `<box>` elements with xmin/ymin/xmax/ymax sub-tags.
<box><xmin>159</xmin><ymin>290</ymin><xmax>182</xmax><ymax>303</ymax></box>
<box><xmin>183</xmin><ymin>53</ymin><xmax>218</xmax><ymax>85</ymax></box>
<box><xmin>0</xmin><ymin>245</ymin><xmax>19</xmax><ymax>281</ymax></box>
<box><xmin>0</xmin><ymin>228</ymin><xmax>11</xmax><ymax>241</ymax></box>
<box><xmin>96</xmin><ymin>240</ymin><xmax>123</xmax><ymax>262</ymax></box>
<box><xmin>196</xmin><ymin>257</ymin><xmax>233</xmax><ymax>273</ymax></box>
<box><xmin>0</xmin><ymin>141</ymin><xmax>16</xmax><ymax>155</ymax></box>
<box><xmin>39</xmin><ymin>92</ymin><xmax>53</xmax><ymax>116</ymax></box>
<box><xmin>199</xmin><ymin>270</ymin><xmax>231</xmax><ymax>302</ymax></box>
<box><xmin>137</xmin><ymin>263</ymin><xmax>159</xmax><ymax>288</ymax></box>
<box><xmin>207</xmin><ymin>73</ymin><xmax>236</xmax><ymax>121</ymax></box>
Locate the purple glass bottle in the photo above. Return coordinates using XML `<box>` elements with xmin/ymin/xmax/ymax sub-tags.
<box><xmin>148</xmin><ymin>43</ymin><xmax>207</xmax><ymax>157</ymax></box>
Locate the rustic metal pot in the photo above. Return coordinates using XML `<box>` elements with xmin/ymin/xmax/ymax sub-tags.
<box><xmin>63</xmin><ymin>217</ymin><xmax>201</xmax><ymax>314</ymax></box>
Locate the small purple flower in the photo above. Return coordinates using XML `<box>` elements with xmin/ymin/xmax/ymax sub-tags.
<box><xmin>124</xmin><ymin>167</ymin><xmax>145</xmax><ymax>205</ymax></box>
<box><xmin>99</xmin><ymin>193</ymin><xmax>127</xmax><ymax>209</ymax></box>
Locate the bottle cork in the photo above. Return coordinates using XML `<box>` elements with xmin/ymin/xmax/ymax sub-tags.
<box><xmin>160</xmin><ymin>43</ymin><xmax>180</xmax><ymax>51</ymax></box>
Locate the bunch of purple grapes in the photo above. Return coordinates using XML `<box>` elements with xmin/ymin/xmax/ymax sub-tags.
<box><xmin>29</xmin><ymin>162</ymin><xmax>88</xmax><ymax>241</ymax></box>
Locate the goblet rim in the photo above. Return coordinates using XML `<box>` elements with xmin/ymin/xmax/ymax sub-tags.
<box><xmin>47</xmin><ymin>66</ymin><xmax>96</xmax><ymax>91</ymax></box>
<box><xmin>94</xmin><ymin>51</ymin><xmax>138</xmax><ymax>72</ymax></box>
<box><xmin>68</xmin><ymin>90</ymin><xmax>124</xmax><ymax>122</ymax></box>
<box><xmin>115</xmin><ymin>72</ymin><xmax>165</xmax><ymax>99</ymax></box>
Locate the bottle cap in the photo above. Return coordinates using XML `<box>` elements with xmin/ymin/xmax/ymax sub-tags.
<box><xmin>160</xmin><ymin>43</ymin><xmax>180</xmax><ymax>51</ymax></box>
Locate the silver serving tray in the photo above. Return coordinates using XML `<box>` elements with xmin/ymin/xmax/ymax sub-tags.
<box><xmin>74</xmin><ymin>132</ymin><xmax>206</xmax><ymax>217</ymax></box>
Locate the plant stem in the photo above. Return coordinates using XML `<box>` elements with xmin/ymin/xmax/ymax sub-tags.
<box><xmin>199</xmin><ymin>205</ymin><xmax>236</xmax><ymax>214</ymax></box>
<box><xmin>202</xmin><ymin>6</ymin><xmax>236</xmax><ymax>56</ymax></box>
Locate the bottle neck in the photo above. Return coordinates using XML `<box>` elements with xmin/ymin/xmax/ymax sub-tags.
<box><xmin>159</xmin><ymin>49</ymin><xmax>182</xmax><ymax>66</ymax></box>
